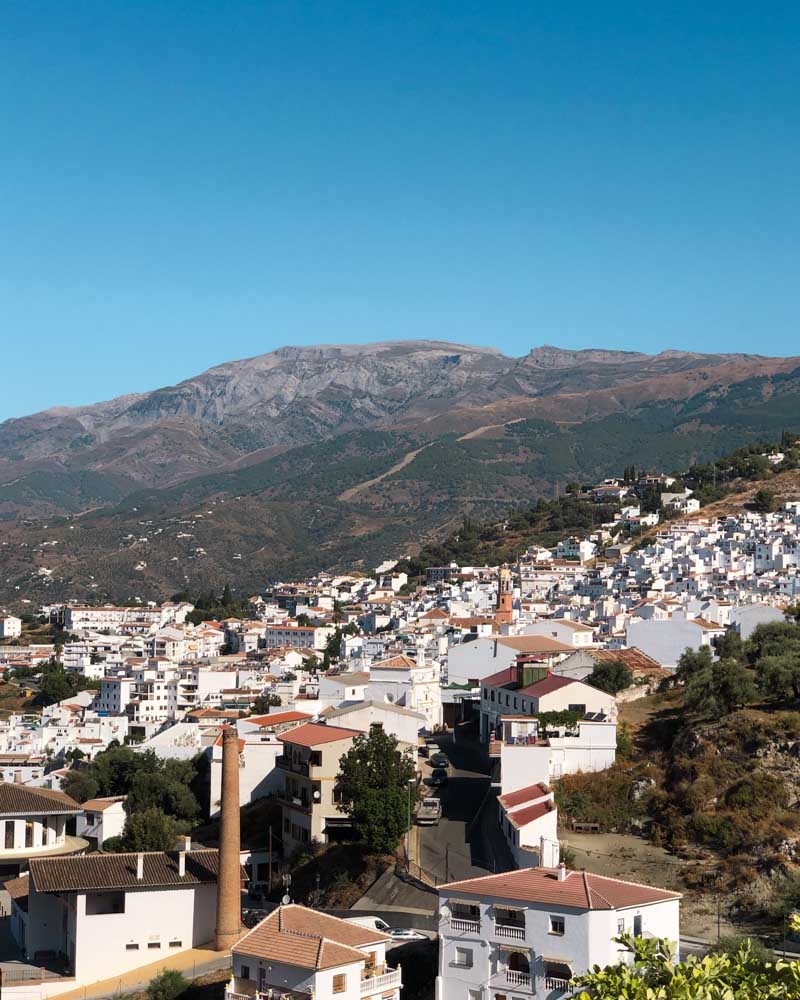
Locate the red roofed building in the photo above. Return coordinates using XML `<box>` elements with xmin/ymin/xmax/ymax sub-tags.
<box><xmin>438</xmin><ymin>866</ymin><xmax>680</xmax><ymax>1000</ymax></box>
<box><xmin>276</xmin><ymin>724</ymin><xmax>361</xmax><ymax>850</ymax></box>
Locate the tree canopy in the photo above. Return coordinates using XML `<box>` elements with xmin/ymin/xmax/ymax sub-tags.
<box><xmin>588</xmin><ymin>659</ymin><xmax>634</xmax><ymax>694</ymax></box>
<box><xmin>337</xmin><ymin>726</ymin><xmax>416</xmax><ymax>854</ymax></box>
<box><xmin>573</xmin><ymin>933</ymin><xmax>800</xmax><ymax>999</ymax></box>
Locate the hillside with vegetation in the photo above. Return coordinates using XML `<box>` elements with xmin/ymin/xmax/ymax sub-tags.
<box><xmin>0</xmin><ymin>356</ymin><xmax>799</xmax><ymax>604</ymax></box>
<box><xmin>556</xmin><ymin>608</ymin><xmax>800</xmax><ymax>930</ymax></box>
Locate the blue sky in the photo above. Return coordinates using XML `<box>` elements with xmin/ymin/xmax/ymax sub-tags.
<box><xmin>1</xmin><ymin>2</ymin><xmax>798</xmax><ymax>420</ymax></box>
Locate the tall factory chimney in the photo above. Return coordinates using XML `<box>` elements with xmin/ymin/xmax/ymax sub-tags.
<box><xmin>214</xmin><ymin>726</ymin><xmax>242</xmax><ymax>950</ymax></box>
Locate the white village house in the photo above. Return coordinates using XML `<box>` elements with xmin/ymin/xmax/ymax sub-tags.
<box><xmin>436</xmin><ymin>866</ymin><xmax>681</xmax><ymax>1000</ymax></box>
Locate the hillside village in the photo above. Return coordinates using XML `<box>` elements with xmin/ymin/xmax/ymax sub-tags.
<box><xmin>1</xmin><ymin>458</ymin><xmax>800</xmax><ymax>1000</ymax></box>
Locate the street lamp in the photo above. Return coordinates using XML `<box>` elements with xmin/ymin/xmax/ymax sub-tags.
<box><xmin>406</xmin><ymin>778</ymin><xmax>415</xmax><ymax>863</ymax></box>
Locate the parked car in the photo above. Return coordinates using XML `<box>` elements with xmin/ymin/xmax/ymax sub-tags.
<box><xmin>427</xmin><ymin>767</ymin><xmax>448</xmax><ymax>786</ymax></box>
<box><xmin>417</xmin><ymin>744</ymin><xmax>430</xmax><ymax>758</ymax></box>
<box><xmin>346</xmin><ymin>916</ymin><xmax>426</xmax><ymax>942</ymax></box>
<box><xmin>415</xmin><ymin>797</ymin><xmax>442</xmax><ymax>825</ymax></box>
<box><xmin>429</xmin><ymin>752</ymin><xmax>450</xmax><ymax>768</ymax></box>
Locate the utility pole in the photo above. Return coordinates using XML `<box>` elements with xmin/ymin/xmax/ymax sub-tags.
<box><xmin>268</xmin><ymin>826</ymin><xmax>273</xmax><ymax>894</ymax></box>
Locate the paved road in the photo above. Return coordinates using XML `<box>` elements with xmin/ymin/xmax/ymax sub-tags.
<box><xmin>417</xmin><ymin>730</ymin><xmax>515</xmax><ymax>882</ymax></box>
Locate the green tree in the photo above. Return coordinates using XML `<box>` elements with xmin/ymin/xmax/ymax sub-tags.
<box><xmin>757</xmin><ymin>654</ymin><xmax>800</xmax><ymax>702</ymax></box>
<box><xmin>37</xmin><ymin>665</ymin><xmax>74</xmax><ymax>707</ymax></box>
<box><xmin>126</xmin><ymin>762</ymin><xmax>201</xmax><ymax>823</ymax></box>
<box><xmin>62</xmin><ymin>769</ymin><xmax>100</xmax><ymax>803</ymax></box>
<box><xmin>675</xmin><ymin>645</ymin><xmax>713</xmax><ymax>685</ymax></box>
<box><xmin>714</xmin><ymin>628</ymin><xmax>745</xmax><ymax>662</ymax></box>
<box><xmin>685</xmin><ymin>659</ymin><xmax>757</xmax><ymax>716</ymax></box>
<box><xmin>337</xmin><ymin>727</ymin><xmax>416</xmax><ymax>854</ymax></box>
<box><xmin>588</xmin><ymin>660</ymin><xmax>634</xmax><ymax>694</ymax></box>
<box><xmin>121</xmin><ymin>807</ymin><xmax>186</xmax><ymax>851</ymax></box>
<box><xmin>146</xmin><ymin>969</ymin><xmax>188</xmax><ymax>1000</ymax></box>
<box><xmin>752</xmin><ymin>488</ymin><xmax>777</xmax><ymax>513</ymax></box>
<box><xmin>296</xmin><ymin>613</ymin><xmax>312</xmax><ymax>627</ymax></box>
<box><xmin>252</xmin><ymin>693</ymin><xmax>282</xmax><ymax>714</ymax></box>
<box><xmin>573</xmin><ymin>933</ymin><xmax>800</xmax><ymax>998</ymax></box>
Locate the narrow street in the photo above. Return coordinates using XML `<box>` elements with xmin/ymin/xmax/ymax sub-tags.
<box><xmin>416</xmin><ymin>729</ymin><xmax>515</xmax><ymax>882</ymax></box>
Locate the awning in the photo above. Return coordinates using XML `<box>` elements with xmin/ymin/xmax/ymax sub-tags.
<box><xmin>541</xmin><ymin>957</ymin><xmax>572</xmax><ymax>966</ymax></box>
<box><xmin>498</xmin><ymin>944</ymin><xmax>530</xmax><ymax>953</ymax></box>
<box><xmin>447</xmin><ymin>898</ymin><xmax>481</xmax><ymax>907</ymax></box>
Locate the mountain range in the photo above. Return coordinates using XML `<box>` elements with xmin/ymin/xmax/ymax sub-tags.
<box><xmin>1</xmin><ymin>340</ymin><xmax>799</xmax><ymax>604</ymax></box>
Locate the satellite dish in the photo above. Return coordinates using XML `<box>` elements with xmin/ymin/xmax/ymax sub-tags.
<box><xmin>281</xmin><ymin>894</ymin><xmax>291</xmax><ymax>905</ymax></box>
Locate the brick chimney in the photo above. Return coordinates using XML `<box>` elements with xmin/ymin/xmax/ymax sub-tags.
<box><xmin>214</xmin><ymin>726</ymin><xmax>242</xmax><ymax>950</ymax></box>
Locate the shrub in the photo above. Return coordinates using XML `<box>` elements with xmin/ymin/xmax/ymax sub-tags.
<box><xmin>146</xmin><ymin>970</ymin><xmax>187</xmax><ymax>1000</ymax></box>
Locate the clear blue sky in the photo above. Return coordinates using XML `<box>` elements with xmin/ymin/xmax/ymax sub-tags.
<box><xmin>1</xmin><ymin>2</ymin><xmax>798</xmax><ymax>420</ymax></box>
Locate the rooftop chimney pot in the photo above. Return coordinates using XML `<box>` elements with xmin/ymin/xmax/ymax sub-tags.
<box><xmin>557</xmin><ymin>862</ymin><xmax>567</xmax><ymax>882</ymax></box>
<box><xmin>136</xmin><ymin>853</ymin><xmax>144</xmax><ymax>880</ymax></box>
<box><xmin>178</xmin><ymin>851</ymin><xmax>186</xmax><ymax>877</ymax></box>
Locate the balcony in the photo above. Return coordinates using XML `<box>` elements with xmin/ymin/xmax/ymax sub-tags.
<box><xmin>544</xmin><ymin>977</ymin><xmax>570</xmax><ymax>993</ymax></box>
<box><xmin>360</xmin><ymin>968</ymin><xmax>401</xmax><ymax>995</ymax></box>
<box><xmin>494</xmin><ymin>922</ymin><xmax>525</xmax><ymax>941</ymax></box>
<box><xmin>450</xmin><ymin>917</ymin><xmax>480</xmax><ymax>934</ymax></box>
<box><xmin>275</xmin><ymin>755</ymin><xmax>310</xmax><ymax>776</ymax></box>
<box><xmin>505</xmin><ymin>971</ymin><xmax>530</xmax><ymax>988</ymax></box>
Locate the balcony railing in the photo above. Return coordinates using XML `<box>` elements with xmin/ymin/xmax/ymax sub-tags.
<box><xmin>450</xmin><ymin>917</ymin><xmax>480</xmax><ymax>933</ymax></box>
<box><xmin>505</xmin><ymin>971</ymin><xmax>530</xmax><ymax>987</ymax></box>
<box><xmin>544</xmin><ymin>977</ymin><xmax>570</xmax><ymax>992</ymax></box>
<box><xmin>275</xmin><ymin>755</ymin><xmax>310</xmax><ymax>776</ymax></box>
<box><xmin>494</xmin><ymin>922</ymin><xmax>525</xmax><ymax>940</ymax></box>
<box><xmin>360</xmin><ymin>968</ymin><xmax>401</xmax><ymax>994</ymax></box>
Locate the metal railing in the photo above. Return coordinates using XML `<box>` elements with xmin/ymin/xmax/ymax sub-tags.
<box><xmin>494</xmin><ymin>922</ymin><xmax>525</xmax><ymax>940</ymax></box>
<box><xmin>360</xmin><ymin>968</ymin><xmax>401</xmax><ymax>994</ymax></box>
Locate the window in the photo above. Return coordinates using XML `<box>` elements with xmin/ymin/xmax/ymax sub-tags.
<box><xmin>490</xmin><ymin>691</ymin><xmax>495</xmax><ymax>702</ymax></box>
<box><xmin>148</xmin><ymin>942</ymin><xmax>161</xmax><ymax>950</ymax></box>
<box><xmin>87</xmin><ymin>891</ymin><xmax>125</xmax><ymax>915</ymax></box>
<box><xmin>567</xmin><ymin>704</ymin><xmax>586</xmax><ymax>715</ymax></box>
<box><xmin>617</xmin><ymin>918</ymin><xmax>625</xmax><ymax>935</ymax></box>
<box><xmin>549</xmin><ymin>915</ymin><xmax>565</xmax><ymax>935</ymax></box>
<box><xmin>4</xmin><ymin>822</ymin><xmax>13</xmax><ymax>849</ymax></box>
<box><xmin>633</xmin><ymin>914</ymin><xmax>643</xmax><ymax>938</ymax></box>
<box><xmin>25</xmin><ymin>821</ymin><xmax>34</xmax><ymax>848</ymax></box>
<box><xmin>241</xmin><ymin>966</ymin><xmax>250</xmax><ymax>981</ymax></box>
<box><xmin>169</xmin><ymin>940</ymin><xmax>182</xmax><ymax>948</ymax></box>
<box><xmin>125</xmin><ymin>943</ymin><xmax>139</xmax><ymax>951</ymax></box>
<box><xmin>333</xmin><ymin>974</ymin><xmax>347</xmax><ymax>993</ymax></box>
<box><xmin>453</xmin><ymin>947</ymin><xmax>473</xmax><ymax>968</ymax></box>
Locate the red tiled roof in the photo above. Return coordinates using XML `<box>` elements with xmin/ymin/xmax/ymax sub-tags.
<box><xmin>518</xmin><ymin>673</ymin><xmax>577</xmax><ymax>698</ymax></box>
<box><xmin>248</xmin><ymin>711</ymin><xmax>313</xmax><ymax>727</ymax></box>
<box><xmin>278</xmin><ymin>723</ymin><xmax>360</xmax><ymax>748</ymax></box>
<box><xmin>498</xmin><ymin>783</ymin><xmax>551</xmax><ymax>810</ymax></box>
<box><xmin>483</xmin><ymin>666</ymin><xmax>518</xmax><ymax>687</ymax></box>
<box><xmin>234</xmin><ymin>904</ymin><xmax>388</xmax><ymax>969</ymax></box>
<box><xmin>507</xmin><ymin>799</ymin><xmax>555</xmax><ymax>829</ymax></box>
<box><xmin>440</xmin><ymin>866</ymin><xmax>681</xmax><ymax>910</ymax></box>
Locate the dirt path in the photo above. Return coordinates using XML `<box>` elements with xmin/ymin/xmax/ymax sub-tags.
<box><xmin>338</xmin><ymin>444</ymin><xmax>432</xmax><ymax>502</ymax></box>
<box><xmin>457</xmin><ymin>418</ymin><xmax>525</xmax><ymax>441</ymax></box>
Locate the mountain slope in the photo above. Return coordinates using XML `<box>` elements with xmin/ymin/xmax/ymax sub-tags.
<box><xmin>1</xmin><ymin>341</ymin><xmax>799</xmax><ymax>603</ymax></box>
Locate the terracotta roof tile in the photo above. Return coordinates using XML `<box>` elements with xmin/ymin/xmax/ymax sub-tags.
<box><xmin>278</xmin><ymin>723</ymin><xmax>360</xmax><ymax>748</ymax></box>
<box><xmin>29</xmin><ymin>848</ymin><xmax>241</xmax><ymax>892</ymax></box>
<box><xmin>498</xmin><ymin>783</ymin><xmax>551</xmax><ymax>810</ymax></box>
<box><xmin>0</xmin><ymin>782</ymin><xmax>81</xmax><ymax>816</ymax></box>
<box><xmin>440</xmin><ymin>866</ymin><xmax>681</xmax><ymax>911</ymax></box>
<box><xmin>234</xmin><ymin>904</ymin><xmax>389</xmax><ymax>969</ymax></box>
